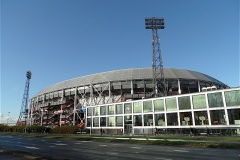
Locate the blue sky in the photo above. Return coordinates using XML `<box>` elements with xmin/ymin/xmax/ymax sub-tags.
<box><xmin>1</xmin><ymin>0</ymin><xmax>239</xmax><ymax>123</ymax></box>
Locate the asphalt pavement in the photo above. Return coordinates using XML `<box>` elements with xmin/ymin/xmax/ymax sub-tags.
<box><xmin>0</xmin><ymin>135</ymin><xmax>239</xmax><ymax>160</ymax></box>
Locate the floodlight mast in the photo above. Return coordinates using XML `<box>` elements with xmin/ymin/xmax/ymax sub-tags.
<box><xmin>145</xmin><ymin>17</ymin><xmax>167</xmax><ymax>97</ymax></box>
<box><xmin>17</xmin><ymin>71</ymin><xmax>31</xmax><ymax>126</ymax></box>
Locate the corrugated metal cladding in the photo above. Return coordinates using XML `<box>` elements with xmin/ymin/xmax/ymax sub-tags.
<box><xmin>34</xmin><ymin>68</ymin><xmax>227</xmax><ymax>96</ymax></box>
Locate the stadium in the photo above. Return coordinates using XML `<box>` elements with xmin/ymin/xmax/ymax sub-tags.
<box><xmin>28</xmin><ymin>68</ymin><xmax>240</xmax><ymax>135</ymax></box>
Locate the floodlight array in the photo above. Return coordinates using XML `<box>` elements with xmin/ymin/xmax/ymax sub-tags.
<box><xmin>145</xmin><ymin>17</ymin><xmax>165</xmax><ymax>29</ymax></box>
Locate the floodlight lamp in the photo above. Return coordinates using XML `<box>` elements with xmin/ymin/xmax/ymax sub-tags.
<box><xmin>26</xmin><ymin>71</ymin><xmax>32</xmax><ymax>79</ymax></box>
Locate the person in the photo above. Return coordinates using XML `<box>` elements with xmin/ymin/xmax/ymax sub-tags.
<box><xmin>100</xmin><ymin>128</ymin><xmax>103</xmax><ymax>135</ymax></box>
<box><xmin>207</xmin><ymin>128</ymin><xmax>210</xmax><ymax>136</ymax></box>
<box><xmin>154</xmin><ymin>127</ymin><xmax>158</xmax><ymax>135</ymax></box>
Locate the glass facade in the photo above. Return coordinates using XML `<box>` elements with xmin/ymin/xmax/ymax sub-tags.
<box><xmin>86</xmin><ymin>88</ymin><xmax>240</xmax><ymax>134</ymax></box>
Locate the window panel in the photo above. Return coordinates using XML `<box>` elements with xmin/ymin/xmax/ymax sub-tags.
<box><xmin>166</xmin><ymin>98</ymin><xmax>177</xmax><ymax>111</ymax></box>
<box><xmin>144</xmin><ymin>114</ymin><xmax>153</xmax><ymax>126</ymax></box>
<box><xmin>192</xmin><ymin>94</ymin><xmax>206</xmax><ymax>109</ymax></box>
<box><xmin>87</xmin><ymin>107</ymin><xmax>92</xmax><ymax>116</ymax></box>
<box><xmin>108</xmin><ymin>105</ymin><xmax>114</xmax><ymax>115</ymax></box>
<box><xmin>179</xmin><ymin>112</ymin><xmax>192</xmax><ymax>126</ymax></box>
<box><xmin>133</xmin><ymin>101</ymin><xmax>142</xmax><ymax>113</ymax></box>
<box><xmin>178</xmin><ymin>96</ymin><xmax>191</xmax><ymax>110</ymax></box>
<box><xmin>154</xmin><ymin>99</ymin><xmax>164</xmax><ymax>112</ymax></box>
<box><xmin>107</xmin><ymin>116</ymin><xmax>114</xmax><ymax>127</ymax></box>
<box><xmin>87</xmin><ymin>118</ymin><xmax>91</xmax><ymax>127</ymax></box>
<box><xmin>225</xmin><ymin>90</ymin><xmax>240</xmax><ymax>107</ymax></box>
<box><xmin>100</xmin><ymin>117</ymin><xmax>106</xmax><ymax>127</ymax></box>
<box><xmin>207</xmin><ymin>92</ymin><xmax>223</xmax><ymax>108</ymax></box>
<box><xmin>134</xmin><ymin>115</ymin><xmax>142</xmax><ymax>126</ymax></box>
<box><xmin>100</xmin><ymin>106</ymin><xmax>106</xmax><ymax>115</ymax></box>
<box><xmin>93</xmin><ymin>106</ymin><xmax>99</xmax><ymax>116</ymax></box>
<box><xmin>143</xmin><ymin>100</ymin><xmax>152</xmax><ymax>113</ymax></box>
<box><xmin>116</xmin><ymin>116</ymin><xmax>123</xmax><ymax>126</ymax></box>
<box><xmin>194</xmin><ymin>111</ymin><xmax>209</xmax><ymax>125</ymax></box>
<box><xmin>227</xmin><ymin>109</ymin><xmax>240</xmax><ymax>125</ymax></box>
<box><xmin>116</xmin><ymin>104</ymin><xmax>123</xmax><ymax>114</ymax></box>
<box><xmin>210</xmin><ymin>110</ymin><xmax>226</xmax><ymax>125</ymax></box>
<box><xmin>124</xmin><ymin>115</ymin><xmax>132</xmax><ymax>124</ymax></box>
<box><xmin>166</xmin><ymin>113</ymin><xmax>178</xmax><ymax>126</ymax></box>
<box><xmin>93</xmin><ymin>117</ymin><xmax>99</xmax><ymax>127</ymax></box>
<box><xmin>155</xmin><ymin>113</ymin><xmax>165</xmax><ymax>126</ymax></box>
<box><xmin>124</xmin><ymin>103</ymin><xmax>132</xmax><ymax>114</ymax></box>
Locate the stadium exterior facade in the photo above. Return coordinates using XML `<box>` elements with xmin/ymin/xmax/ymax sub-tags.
<box><xmin>28</xmin><ymin>68</ymin><xmax>240</xmax><ymax>135</ymax></box>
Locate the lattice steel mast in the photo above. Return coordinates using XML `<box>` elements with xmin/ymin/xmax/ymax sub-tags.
<box><xmin>17</xmin><ymin>71</ymin><xmax>31</xmax><ymax>125</ymax></box>
<box><xmin>145</xmin><ymin>17</ymin><xmax>166</xmax><ymax>97</ymax></box>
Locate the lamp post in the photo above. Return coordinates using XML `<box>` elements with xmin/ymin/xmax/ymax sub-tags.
<box><xmin>41</xmin><ymin>109</ymin><xmax>43</xmax><ymax>126</ymax></box>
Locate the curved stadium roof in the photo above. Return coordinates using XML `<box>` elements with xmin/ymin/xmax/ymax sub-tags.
<box><xmin>35</xmin><ymin>68</ymin><xmax>227</xmax><ymax>96</ymax></box>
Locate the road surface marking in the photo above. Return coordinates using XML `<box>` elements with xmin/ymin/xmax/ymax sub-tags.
<box><xmin>106</xmin><ymin>152</ymin><xmax>118</xmax><ymax>155</ymax></box>
<box><xmin>174</xmin><ymin>150</ymin><xmax>189</xmax><ymax>152</ymax></box>
<box><xmin>99</xmin><ymin>144</ymin><xmax>107</xmax><ymax>146</ymax></box>
<box><xmin>73</xmin><ymin>148</ymin><xmax>82</xmax><ymax>151</ymax></box>
<box><xmin>54</xmin><ymin>143</ymin><xmax>67</xmax><ymax>146</ymax></box>
<box><xmin>155</xmin><ymin>158</ymin><xmax>172</xmax><ymax>160</ymax></box>
<box><xmin>75</xmin><ymin>143</ymin><xmax>82</xmax><ymax>144</ymax></box>
<box><xmin>25</xmin><ymin>146</ymin><xmax>39</xmax><ymax>149</ymax></box>
<box><xmin>115</xmin><ymin>138</ymin><xmax>130</xmax><ymax>140</ymax></box>
<box><xmin>131</xmin><ymin>138</ymin><xmax>147</xmax><ymax>141</ymax></box>
<box><xmin>131</xmin><ymin>146</ymin><xmax>141</xmax><ymax>149</ymax></box>
<box><xmin>41</xmin><ymin>140</ymin><xmax>46</xmax><ymax>141</ymax></box>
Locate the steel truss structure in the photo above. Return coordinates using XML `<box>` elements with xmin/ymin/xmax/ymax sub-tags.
<box><xmin>145</xmin><ymin>17</ymin><xmax>167</xmax><ymax>97</ymax></box>
<box><xmin>17</xmin><ymin>71</ymin><xmax>31</xmax><ymax>125</ymax></box>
